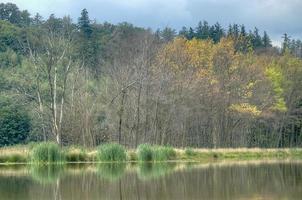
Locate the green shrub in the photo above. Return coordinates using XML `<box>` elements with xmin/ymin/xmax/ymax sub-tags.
<box><xmin>97</xmin><ymin>143</ymin><xmax>127</xmax><ymax>162</ymax></box>
<box><xmin>137</xmin><ymin>144</ymin><xmax>153</xmax><ymax>162</ymax></box>
<box><xmin>7</xmin><ymin>154</ymin><xmax>27</xmax><ymax>163</ymax></box>
<box><xmin>153</xmin><ymin>146</ymin><xmax>176</xmax><ymax>161</ymax></box>
<box><xmin>31</xmin><ymin>142</ymin><xmax>65</xmax><ymax>164</ymax></box>
<box><xmin>0</xmin><ymin>154</ymin><xmax>27</xmax><ymax>163</ymax></box>
<box><xmin>185</xmin><ymin>148</ymin><xmax>197</xmax><ymax>157</ymax></box>
<box><xmin>0</xmin><ymin>97</ymin><xmax>30</xmax><ymax>147</ymax></box>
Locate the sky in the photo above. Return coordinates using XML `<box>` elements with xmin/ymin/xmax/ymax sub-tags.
<box><xmin>2</xmin><ymin>0</ymin><xmax>302</xmax><ymax>46</ymax></box>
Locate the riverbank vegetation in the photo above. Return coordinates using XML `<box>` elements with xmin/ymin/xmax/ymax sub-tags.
<box><xmin>0</xmin><ymin>3</ymin><xmax>302</xmax><ymax>149</ymax></box>
<box><xmin>1</xmin><ymin>143</ymin><xmax>302</xmax><ymax>164</ymax></box>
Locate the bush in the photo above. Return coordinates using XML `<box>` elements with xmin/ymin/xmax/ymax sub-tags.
<box><xmin>0</xmin><ymin>153</ymin><xmax>27</xmax><ymax>163</ymax></box>
<box><xmin>185</xmin><ymin>148</ymin><xmax>197</xmax><ymax>157</ymax></box>
<box><xmin>0</xmin><ymin>97</ymin><xmax>30</xmax><ymax>147</ymax></box>
<box><xmin>31</xmin><ymin>142</ymin><xmax>65</xmax><ymax>164</ymax></box>
<box><xmin>153</xmin><ymin>146</ymin><xmax>176</xmax><ymax>161</ymax></box>
<box><xmin>137</xmin><ymin>144</ymin><xmax>153</xmax><ymax>162</ymax></box>
<box><xmin>97</xmin><ymin>143</ymin><xmax>127</xmax><ymax>162</ymax></box>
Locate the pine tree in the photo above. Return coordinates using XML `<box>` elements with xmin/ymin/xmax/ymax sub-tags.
<box><xmin>210</xmin><ymin>22</ymin><xmax>224</xmax><ymax>43</ymax></box>
<box><xmin>240</xmin><ymin>25</ymin><xmax>246</xmax><ymax>37</ymax></box>
<box><xmin>78</xmin><ymin>8</ymin><xmax>92</xmax><ymax>38</ymax></box>
<box><xmin>179</xmin><ymin>26</ymin><xmax>189</xmax><ymax>38</ymax></box>
<box><xmin>282</xmin><ymin>33</ymin><xmax>291</xmax><ymax>54</ymax></box>
<box><xmin>188</xmin><ymin>27</ymin><xmax>195</xmax><ymax>40</ymax></box>
<box><xmin>262</xmin><ymin>31</ymin><xmax>272</xmax><ymax>48</ymax></box>
<box><xmin>196</xmin><ymin>21</ymin><xmax>210</xmax><ymax>39</ymax></box>
<box><xmin>252</xmin><ymin>27</ymin><xmax>263</xmax><ymax>48</ymax></box>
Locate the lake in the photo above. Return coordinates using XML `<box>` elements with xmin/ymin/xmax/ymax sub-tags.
<box><xmin>0</xmin><ymin>161</ymin><xmax>301</xmax><ymax>200</ymax></box>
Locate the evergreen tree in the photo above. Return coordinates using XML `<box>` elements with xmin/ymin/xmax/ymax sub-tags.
<box><xmin>32</xmin><ymin>13</ymin><xmax>43</xmax><ymax>26</ymax></box>
<box><xmin>78</xmin><ymin>8</ymin><xmax>92</xmax><ymax>38</ymax></box>
<box><xmin>179</xmin><ymin>26</ymin><xmax>189</xmax><ymax>38</ymax></box>
<box><xmin>251</xmin><ymin>27</ymin><xmax>263</xmax><ymax>48</ymax></box>
<box><xmin>160</xmin><ymin>27</ymin><xmax>176</xmax><ymax>42</ymax></box>
<box><xmin>210</xmin><ymin>22</ymin><xmax>224</xmax><ymax>43</ymax></box>
<box><xmin>262</xmin><ymin>31</ymin><xmax>272</xmax><ymax>48</ymax></box>
<box><xmin>187</xmin><ymin>27</ymin><xmax>195</xmax><ymax>40</ymax></box>
<box><xmin>77</xmin><ymin>9</ymin><xmax>100</xmax><ymax>70</ymax></box>
<box><xmin>240</xmin><ymin>25</ymin><xmax>246</xmax><ymax>37</ymax></box>
<box><xmin>282</xmin><ymin>33</ymin><xmax>291</xmax><ymax>54</ymax></box>
<box><xmin>196</xmin><ymin>21</ymin><xmax>210</xmax><ymax>39</ymax></box>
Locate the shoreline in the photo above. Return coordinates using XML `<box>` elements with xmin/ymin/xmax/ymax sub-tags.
<box><xmin>1</xmin><ymin>146</ymin><xmax>302</xmax><ymax>164</ymax></box>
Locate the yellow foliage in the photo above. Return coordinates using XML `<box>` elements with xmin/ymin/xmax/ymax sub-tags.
<box><xmin>229</xmin><ymin>103</ymin><xmax>261</xmax><ymax>117</ymax></box>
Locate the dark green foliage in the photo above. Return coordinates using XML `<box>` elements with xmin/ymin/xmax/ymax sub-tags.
<box><xmin>0</xmin><ymin>20</ymin><xmax>21</xmax><ymax>53</ymax></box>
<box><xmin>0</xmin><ymin>3</ymin><xmax>21</xmax><ymax>25</ymax></box>
<box><xmin>262</xmin><ymin>31</ymin><xmax>272</xmax><ymax>48</ymax></box>
<box><xmin>31</xmin><ymin>142</ymin><xmax>65</xmax><ymax>164</ymax></box>
<box><xmin>78</xmin><ymin>9</ymin><xmax>92</xmax><ymax>38</ymax></box>
<box><xmin>0</xmin><ymin>97</ymin><xmax>30</xmax><ymax>147</ymax></box>
<box><xmin>137</xmin><ymin>144</ymin><xmax>153</xmax><ymax>162</ymax></box>
<box><xmin>97</xmin><ymin>143</ymin><xmax>127</xmax><ymax>162</ymax></box>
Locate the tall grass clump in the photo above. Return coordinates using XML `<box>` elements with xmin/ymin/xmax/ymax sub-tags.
<box><xmin>137</xmin><ymin>144</ymin><xmax>153</xmax><ymax>162</ymax></box>
<box><xmin>185</xmin><ymin>148</ymin><xmax>198</xmax><ymax>157</ymax></box>
<box><xmin>31</xmin><ymin>142</ymin><xmax>65</xmax><ymax>164</ymax></box>
<box><xmin>97</xmin><ymin>143</ymin><xmax>127</xmax><ymax>162</ymax></box>
<box><xmin>153</xmin><ymin>146</ymin><xmax>176</xmax><ymax>161</ymax></box>
<box><xmin>65</xmin><ymin>146</ymin><xmax>87</xmax><ymax>162</ymax></box>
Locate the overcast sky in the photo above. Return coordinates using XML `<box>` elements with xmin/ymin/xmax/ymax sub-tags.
<box><xmin>2</xmin><ymin>0</ymin><xmax>302</xmax><ymax>46</ymax></box>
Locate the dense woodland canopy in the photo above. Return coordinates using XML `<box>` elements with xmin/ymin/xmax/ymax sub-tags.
<box><xmin>0</xmin><ymin>3</ymin><xmax>302</xmax><ymax>148</ymax></box>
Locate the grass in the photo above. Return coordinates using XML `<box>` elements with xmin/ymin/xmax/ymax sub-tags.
<box><xmin>1</xmin><ymin>144</ymin><xmax>302</xmax><ymax>164</ymax></box>
<box><xmin>31</xmin><ymin>142</ymin><xmax>65</xmax><ymax>164</ymax></box>
<box><xmin>65</xmin><ymin>146</ymin><xmax>88</xmax><ymax>162</ymax></box>
<box><xmin>185</xmin><ymin>148</ymin><xmax>198</xmax><ymax>157</ymax></box>
<box><xmin>137</xmin><ymin>144</ymin><xmax>176</xmax><ymax>162</ymax></box>
<box><xmin>137</xmin><ymin>144</ymin><xmax>153</xmax><ymax>162</ymax></box>
<box><xmin>97</xmin><ymin>143</ymin><xmax>127</xmax><ymax>162</ymax></box>
<box><xmin>0</xmin><ymin>145</ymin><xmax>28</xmax><ymax>164</ymax></box>
<box><xmin>153</xmin><ymin>145</ymin><xmax>176</xmax><ymax>161</ymax></box>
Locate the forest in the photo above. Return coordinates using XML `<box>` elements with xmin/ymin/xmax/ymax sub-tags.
<box><xmin>0</xmin><ymin>2</ymin><xmax>302</xmax><ymax>149</ymax></box>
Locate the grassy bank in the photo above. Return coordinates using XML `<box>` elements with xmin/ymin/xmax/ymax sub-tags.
<box><xmin>1</xmin><ymin>144</ymin><xmax>302</xmax><ymax>164</ymax></box>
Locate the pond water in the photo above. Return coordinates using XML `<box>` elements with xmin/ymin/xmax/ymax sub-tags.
<box><xmin>0</xmin><ymin>161</ymin><xmax>302</xmax><ymax>200</ymax></box>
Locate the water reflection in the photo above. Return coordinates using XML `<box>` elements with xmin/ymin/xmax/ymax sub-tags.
<box><xmin>0</xmin><ymin>161</ymin><xmax>301</xmax><ymax>200</ymax></box>
<box><xmin>96</xmin><ymin>163</ymin><xmax>126</xmax><ymax>181</ymax></box>
<box><xmin>138</xmin><ymin>162</ymin><xmax>176</xmax><ymax>180</ymax></box>
<box><xmin>30</xmin><ymin>164</ymin><xmax>65</xmax><ymax>184</ymax></box>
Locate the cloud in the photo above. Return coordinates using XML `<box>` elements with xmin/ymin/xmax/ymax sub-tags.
<box><xmin>2</xmin><ymin>0</ymin><xmax>302</xmax><ymax>41</ymax></box>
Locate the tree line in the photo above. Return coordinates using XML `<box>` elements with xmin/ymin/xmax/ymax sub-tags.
<box><xmin>0</xmin><ymin>3</ymin><xmax>302</xmax><ymax>148</ymax></box>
